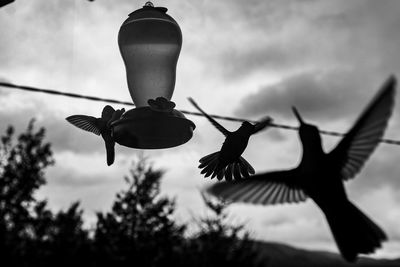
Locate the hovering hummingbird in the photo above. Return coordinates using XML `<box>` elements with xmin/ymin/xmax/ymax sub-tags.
<box><xmin>188</xmin><ymin>97</ymin><xmax>272</xmax><ymax>181</ymax></box>
<box><xmin>207</xmin><ymin>76</ymin><xmax>396</xmax><ymax>262</ymax></box>
<box><xmin>66</xmin><ymin>105</ymin><xmax>125</xmax><ymax>166</ymax></box>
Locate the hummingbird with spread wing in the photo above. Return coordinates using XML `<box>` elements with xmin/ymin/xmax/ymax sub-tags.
<box><xmin>207</xmin><ymin>76</ymin><xmax>397</xmax><ymax>262</ymax></box>
<box><xmin>66</xmin><ymin>105</ymin><xmax>125</xmax><ymax>166</ymax></box>
<box><xmin>188</xmin><ymin>97</ymin><xmax>272</xmax><ymax>181</ymax></box>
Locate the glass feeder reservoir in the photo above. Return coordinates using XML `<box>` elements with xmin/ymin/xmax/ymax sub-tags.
<box><xmin>112</xmin><ymin>2</ymin><xmax>195</xmax><ymax>149</ymax></box>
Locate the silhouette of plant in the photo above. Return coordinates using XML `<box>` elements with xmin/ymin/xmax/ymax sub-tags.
<box><xmin>0</xmin><ymin>121</ymin><xmax>90</xmax><ymax>267</ymax></box>
<box><xmin>183</xmin><ymin>192</ymin><xmax>262</xmax><ymax>267</ymax></box>
<box><xmin>0</xmin><ymin>121</ymin><xmax>263</xmax><ymax>267</ymax></box>
<box><xmin>94</xmin><ymin>156</ymin><xmax>186</xmax><ymax>266</ymax></box>
<box><xmin>0</xmin><ymin>120</ymin><xmax>54</xmax><ymax>265</ymax></box>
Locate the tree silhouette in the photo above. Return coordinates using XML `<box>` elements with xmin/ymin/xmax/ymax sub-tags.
<box><xmin>0</xmin><ymin>120</ymin><xmax>54</xmax><ymax>265</ymax></box>
<box><xmin>94</xmin><ymin>157</ymin><xmax>186</xmax><ymax>266</ymax></box>
<box><xmin>0</xmin><ymin>121</ymin><xmax>90</xmax><ymax>267</ymax></box>
<box><xmin>184</xmin><ymin>193</ymin><xmax>262</xmax><ymax>267</ymax></box>
<box><xmin>30</xmin><ymin>201</ymin><xmax>91</xmax><ymax>267</ymax></box>
<box><xmin>0</xmin><ymin>121</ymin><xmax>263</xmax><ymax>267</ymax></box>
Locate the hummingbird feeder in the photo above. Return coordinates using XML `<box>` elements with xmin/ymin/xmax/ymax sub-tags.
<box><xmin>112</xmin><ymin>1</ymin><xmax>195</xmax><ymax>149</ymax></box>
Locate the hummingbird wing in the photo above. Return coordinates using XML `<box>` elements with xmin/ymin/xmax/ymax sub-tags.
<box><xmin>252</xmin><ymin>116</ymin><xmax>273</xmax><ymax>134</ymax></box>
<box><xmin>188</xmin><ymin>97</ymin><xmax>230</xmax><ymax>136</ymax></box>
<box><xmin>207</xmin><ymin>169</ymin><xmax>308</xmax><ymax>205</ymax></box>
<box><xmin>66</xmin><ymin>115</ymin><xmax>101</xmax><ymax>135</ymax></box>
<box><xmin>102</xmin><ymin>105</ymin><xmax>115</xmax><ymax>122</ymax></box>
<box><xmin>328</xmin><ymin>75</ymin><xmax>396</xmax><ymax>181</ymax></box>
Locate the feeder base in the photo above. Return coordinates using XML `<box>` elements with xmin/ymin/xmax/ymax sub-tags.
<box><xmin>111</xmin><ymin>107</ymin><xmax>195</xmax><ymax>149</ymax></box>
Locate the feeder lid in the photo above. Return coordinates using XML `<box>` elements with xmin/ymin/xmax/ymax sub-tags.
<box><xmin>123</xmin><ymin>2</ymin><xmax>177</xmax><ymax>26</ymax></box>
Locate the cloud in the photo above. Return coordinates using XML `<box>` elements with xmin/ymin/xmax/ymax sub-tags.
<box><xmin>46</xmin><ymin>164</ymin><xmax>114</xmax><ymax>188</ymax></box>
<box><xmin>0</xmin><ymin>1</ymin><xmax>76</xmax><ymax>71</ymax></box>
<box><xmin>192</xmin><ymin>0</ymin><xmax>400</xmax><ymax>83</ymax></box>
<box><xmin>234</xmin><ymin>69</ymin><xmax>400</xmax><ymax>197</ymax></box>
<box><xmin>235</xmin><ymin>70</ymin><xmax>393</xmax><ymax>122</ymax></box>
<box><xmin>0</xmin><ymin>102</ymin><xmax>103</xmax><ymax>154</ymax></box>
<box><xmin>348</xmin><ymin>146</ymin><xmax>400</xmax><ymax>193</ymax></box>
<box><xmin>38</xmin><ymin>151</ymin><xmax>132</xmax><ymax>212</ymax></box>
<box><xmin>1</xmin><ymin>0</ymin><xmax>400</xmax><ymax>258</ymax></box>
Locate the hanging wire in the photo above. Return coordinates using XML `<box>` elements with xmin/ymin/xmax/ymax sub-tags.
<box><xmin>1</xmin><ymin>81</ymin><xmax>400</xmax><ymax>146</ymax></box>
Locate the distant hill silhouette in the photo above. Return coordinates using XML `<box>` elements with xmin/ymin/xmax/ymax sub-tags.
<box><xmin>254</xmin><ymin>241</ymin><xmax>400</xmax><ymax>267</ymax></box>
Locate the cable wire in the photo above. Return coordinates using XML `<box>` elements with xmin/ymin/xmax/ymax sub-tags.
<box><xmin>1</xmin><ymin>81</ymin><xmax>400</xmax><ymax>146</ymax></box>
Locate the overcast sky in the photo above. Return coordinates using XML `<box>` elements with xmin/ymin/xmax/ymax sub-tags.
<box><xmin>1</xmin><ymin>0</ymin><xmax>400</xmax><ymax>259</ymax></box>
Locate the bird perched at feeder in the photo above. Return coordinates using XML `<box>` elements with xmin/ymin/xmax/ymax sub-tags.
<box><xmin>188</xmin><ymin>97</ymin><xmax>272</xmax><ymax>181</ymax></box>
<box><xmin>66</xmin><ymin>105</ymin><xmax>125</xmax><ymax>166</ymax></box>
<box><xmin>207</xmin><ymin>76</ymin><xmax>396</xmax><ymax>262</ymax></box>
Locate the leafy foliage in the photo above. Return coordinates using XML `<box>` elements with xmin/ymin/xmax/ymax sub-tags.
<box><xmin>184</xmin><ymin>193</ymin><xmax>262</xmax><ymax>267</ymax></box>
<box><xmin>0</xmin><ymin>121</ymin><xmax>263</xmax><ymax>267</ymax></box>
<box><xmin>0</xmin><ymin>121</ymin><xmax>90</xmax><ymax>266</ymax></box>
<box><xmin>94</xmin><ymin>158</ymin><xmax>185</xmax><ymax>266</ymax></box>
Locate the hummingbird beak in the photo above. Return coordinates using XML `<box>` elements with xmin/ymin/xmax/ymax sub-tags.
<box><xmin>292</xmin><ymin>106</ymin><xmax>304</xmax><ymax>124</ymax></box>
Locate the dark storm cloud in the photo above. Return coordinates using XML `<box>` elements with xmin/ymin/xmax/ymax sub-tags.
<box><xmin>234</xmin><ymin>70</ymin><xmax>392</xmax><ymax>121</ymax></box>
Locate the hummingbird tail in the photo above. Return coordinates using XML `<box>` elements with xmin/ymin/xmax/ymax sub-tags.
<box><xmin>105</xmin><ymin>141</ymin><xmax>115</xmax><ymax>166</ymax></box>
<box><xmin>198</xmin><ymin>153</ymin><xmax>255</xmax><ymax>181</ymax></box>
<box><xmin>325</xmin><ymin>201</ymin><xmax>387</xmax><ymax>262</ymax></box>
<box><xmin>199</xmin><ymin>152</ymin><xmax>220</xmax><ymax>178</ymax></box>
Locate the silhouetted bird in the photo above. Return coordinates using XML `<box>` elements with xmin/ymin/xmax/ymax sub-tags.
<box><xmin>207</xmin><ymin>76</ymin><xmax>397</xmax><ymax>262</ymax></box>
<box><xmin>188</xmin><ymin>97</ymin><xmax>272</xmax><ymax>181</ymax></box>
<box><xmin>66</xmin><ymin>105</ymin><xmax>125</xmax><ymax>166</ymax></box>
